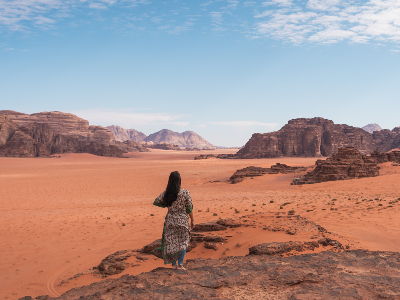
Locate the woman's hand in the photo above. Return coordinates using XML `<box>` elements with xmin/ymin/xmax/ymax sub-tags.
<box><xmin>190</xmin><ymin>220</ymin><xmax>195</xmax><ymax>230</ymax></box>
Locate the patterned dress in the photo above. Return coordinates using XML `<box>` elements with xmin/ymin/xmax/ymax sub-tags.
<box><xmin>150</xmin><ymin>189</ymin><xmax>193</xmax><ymax>264</ymax></box>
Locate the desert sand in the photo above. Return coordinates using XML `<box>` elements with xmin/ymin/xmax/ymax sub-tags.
<box><xmin>1</xmin><ymin>149</ymin><xmax>400</xmax><ymax>299</ymax></box>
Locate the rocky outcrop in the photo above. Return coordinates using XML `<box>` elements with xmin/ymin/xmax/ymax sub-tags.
<box><xmin>94</xmin><ymin>250</ymin><xmax>132</xmax><ymax>276</ymax></box>
<box><xmin>106</xmin><ymin>125</ymin><xmax>146</xmax><ymax>142</ymax></box>
<box><xmin>114</xmin><ymin>140</ymin><xmax>149</xmax><ymax>153</ymax></box>
<box><xmin>249</xmin><ymin>238</ymin><xmax>343</xmax><ymax>256</ymax></box>
<box><xmin>303</xmin><ymin>147</ymin><xmax>380</xmax><ymax>182</ymax></box>
<box><xmin>229</xmin><ymin>163</ymin><xmax>306</xmax><ymax>184</ymax></box>
<box><xmin>0</xmin><ymin>110</ymin><xmax>115</xmax><ymax>144</ymax></box>
<box><xmin>0</xmin><ymin>117</ymin><xmax>124</xmax><ymax>157</ymax></box>
<box><xmin>145</xmin><ymin>129</ymin><xmax>216</xmax><ymax>149</ymax></box>
<box><xmin>236</xmin><ymin>117</ymin><xmax>400</xmax><ymax>158</ymax></box>
<box><xmin>194</xmin><ymin>154</ymin><xmax>235</xmax><ymax>160</ymax></box>
<box><xmin>362</xmin><ymin>123</ymin><xmax>382</xmax><ymax>133</ymax></box>
<box><xmin>22</xmin><ymin>250</ymin><xmax>400</xmax><ymax>300</ymax></box>
<box><xmin>372</xmin><ymin>128</ymin><xmax>400</xmax><ymax>152</ymax></box>
<box><xmin>369</xmin><ymin>150</ymin><xmax>400</xmax><ymax>164</ymax></box>
<box><xmin>142</xmin><ymin>141</ymin><xmax>181</xmax><ymax>150</ymax></box>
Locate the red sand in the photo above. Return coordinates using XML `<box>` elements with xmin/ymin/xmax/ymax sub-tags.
<box><xmin>1</xmin><ymin>150</ymin><xmax>400</xmax><ymax>299</ymax></box>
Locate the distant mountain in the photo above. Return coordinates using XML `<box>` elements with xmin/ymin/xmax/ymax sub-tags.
<box><xmin>107</xmin><ymin>125</ymin><xmax>147</xmax><ymax>142</ymax></box>
<box><xmin>362</xmin><ymin>123</ymin><xmax>382</xmax><ymax>133</ymax></box>
<box><xmin>145</xmin><ymin>129</ymin><xmax>216</xmax><ymax>149</ymax></box>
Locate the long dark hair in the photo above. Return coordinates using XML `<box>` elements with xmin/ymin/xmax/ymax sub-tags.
<box><xmin>164</xmin><ymin>171</ymin><xmax>181</xmax><ymax>207</ymax></box>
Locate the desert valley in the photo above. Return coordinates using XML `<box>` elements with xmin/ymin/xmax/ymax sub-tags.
<box><xmin>1</xmin><ymin>111</ymin><xmax>400</xmax><ymax>299</ymax></box>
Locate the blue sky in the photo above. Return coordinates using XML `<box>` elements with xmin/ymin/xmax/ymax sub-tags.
<box><xmin>1</xmin><ymin>0</ymin><xmax>400</xmax><ymax>147</ymax></box>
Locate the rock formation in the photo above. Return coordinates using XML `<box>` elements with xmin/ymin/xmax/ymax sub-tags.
<box><xmin>236</xmin><ymin>117</ymin><xmax>400</xmax><ymax>159</ymax></box>
<box><xmin>0</xmin><ymin>116</ymin><xmax>124</xmax><ymax>158</ymax></box>
<box><xmin>21</xmin><ymin>250</ymin><xmax>400</xmax><ymax>299</ymax></box>
<box><xmin>369</xmin><ymin>149</ymin><xmax>400</xmax><ymax>164</ymax></box>
<box><xmin>106</xmin><ymin>125</ymin><xmax>146</xmax><ymax>142</ymax></box>
<box><xmin>194</xmin><ymin>154</ymin><xmax>235</xmax><ymax>160</ymax></box>
<box><xmin>303</xmin><ymin>147</ymin><xmax>380</xmax><ymax>183</ymax></box>
<box><xmin>145</xmin><ymin>129</ymin><xmax>216</xmax><ymax>149</ymax></box>
<box><xmin>362</xmin><ymin>123</ymin><xmax>382</xmax><ymax>133</ymax></box>
<box><xmin>0</xmin><ymin>110</ymin><xmax>115</xmax><ymax>144</ymax></box>
<box><xmin>229</xmin><ymin>164</ymin><xmax>306</xmax><ymax>184</ymax></box>
<box><xmin>372</xmin><ymin>127</ymin><xmax>400</xmax><ymax>152</ymax></box>
<box><xmin>142</xmin><ymin>141</ymin><xmax>181</xmax><ymax>150</ymax></box>
<box><xmin>114</xmin><ymin>140</ymin><xmax>149</xmax><ymax>153</ymax></box>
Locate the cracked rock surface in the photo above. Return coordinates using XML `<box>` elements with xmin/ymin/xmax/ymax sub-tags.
<box><xmin>22</xmin><ymin>250</ymin><xmax>400</xmax><ymax>300</ymax></box>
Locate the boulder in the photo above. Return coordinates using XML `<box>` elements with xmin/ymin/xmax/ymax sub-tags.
<box><xmin>204</xmin><ymin>242</ymin><xmax>218</xmax><ymax>251</ymax></box>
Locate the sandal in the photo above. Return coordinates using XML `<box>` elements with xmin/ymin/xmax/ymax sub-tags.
<box><xmin>177</xmin><ymin>264</ymin><xmax>186</xmax><ymax>270</ymax></box>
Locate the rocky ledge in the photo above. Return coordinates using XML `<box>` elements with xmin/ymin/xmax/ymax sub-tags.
<box><xmin>20</xmin><ymin>250</ymin><xmax>400</xmax><ymax>300</ymax></box>
<box><xmin>229</xmin><ymin>164</ymin><xmax>306</xmax><ymax>184</ymax></box>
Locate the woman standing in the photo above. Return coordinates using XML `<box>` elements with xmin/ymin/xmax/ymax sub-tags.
<box><xmin>151</xmin><ymin>171</ymin><xmax>194</xmax><ymax>269</ymax></box>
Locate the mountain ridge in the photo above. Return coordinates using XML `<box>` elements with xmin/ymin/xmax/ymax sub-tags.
<box><xmin>108</xmin><ymin>126</ymin><xmax>216</xmax><ymax>149</ymax></box>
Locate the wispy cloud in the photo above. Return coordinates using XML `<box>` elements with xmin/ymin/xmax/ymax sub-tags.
<box><xmin>256</xmin><ymin>0</ymin><xmax>400</xmax><ymax>44</ymax></box>
<box><xmin>2</xmin><ymin>0</ymin><xmax>400</xmax><ymax>46</ymax></box>
<box><xmin>69</xmin><ymin>108</ymin><xmax>188</xmax><ymax>128</ymax></box>
<box><xmin>210</xmin><ymin>121</ymin><xmax>279</xmax><ymax>128</ymax></box>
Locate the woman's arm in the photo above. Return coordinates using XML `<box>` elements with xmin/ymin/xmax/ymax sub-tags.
<box><xmin>189</xmin><ymin>211</ymin><xmax>195</xmax><ymax>230</ymax></box>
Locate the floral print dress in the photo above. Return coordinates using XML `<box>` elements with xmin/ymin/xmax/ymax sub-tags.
<box><xmin>151</xmin><ymin>189</ymin><xmax>194</xmax><ymax>264</ymax></box>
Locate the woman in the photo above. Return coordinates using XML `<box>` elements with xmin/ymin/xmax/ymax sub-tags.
<box><xmin>151</xmin><ymin>171</ymin><xmax>194</xmax><ymax>269</ymax></box>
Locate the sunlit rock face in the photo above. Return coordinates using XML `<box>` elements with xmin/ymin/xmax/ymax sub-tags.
<box><xmin>236</xmin><ymin>117</ymin><xmax>400</xmax><ymax>159</ymax></box>
<box><xmin>0</xmin><ymin>110</ymin><xmax>115</xmax><ymax>144</ymax></box>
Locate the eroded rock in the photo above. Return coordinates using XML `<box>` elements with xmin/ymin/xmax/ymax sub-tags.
<box><xmin>25</xmin><ymin>250</ymin><xmax>400</xmax><ymax>300</ymax></box>
<box><xmin>94</xmin><ymin>250</ymin><xmax>133</xmax><ymax>276</ymax></box>
<box><xmin>304</xmin><ymin>147</ymin><xmax>380</xmax><ymax>182</ymax></box>
<box><xmin>235</xmin><ymin>117</ymin><xmax>400</xmax><ymax>159</ymax></box>
<box><xmin>192</xmin><ymin>222</ymin><xmax>227</xmax><ymax>232</ymax></box>
<box><xmin>229</xmin><ymin>164</ymin><xmax>306</xmax><ymax>184</ymax></box>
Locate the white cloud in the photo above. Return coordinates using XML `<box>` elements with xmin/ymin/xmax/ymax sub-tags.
<box><xmin>210</xmin><ymin>121</ymin><xmax>279</xmax><ymax>128</ymax></box>
<box><xmin>307</xmin><ymin>0</ymin><xmax>342</xmax><ymax>11</ymax></box>
<box><xmin>263</xmin><ymin>0</ymin><xmax>293</xmax><ymax>7</ymax></box>
<box><xmin>210</xmin><ymin>11</ymin><xmax>223</xmax><ymax>24</ymax></box>
<box><xmin>88</xmin><ymin>3</ymin><xmax>108</xmax><ymax>9</ymax></box>
<box><xmin>69</xmin><ymin>109</ymin><xmax>188</xmax><ymax>128</ymax></box>
<box><xmin>256</xmin><ymin>0</ymin><xmax>400</xmax><ymax>45</ymax></box>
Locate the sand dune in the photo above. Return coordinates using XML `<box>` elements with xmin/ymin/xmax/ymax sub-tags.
<box><xmin>1</xmin><ymin>149</ymin><xmax>400</xmax><ymax>299</ymax></box>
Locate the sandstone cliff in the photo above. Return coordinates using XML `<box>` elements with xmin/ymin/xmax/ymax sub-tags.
<box><xmin>145</xmin><ymin>129</ymin><xmax>216</xmax><ymax>149</ymax></box>
<box><xmin>106</xmin><ymin>125</ymin><xmax>146</xmax><ymax>142</ymax></box>
<box><xmin>362</xmin><ymin>123</ymin><xmax>382</xmax><ymax>133</ymax></box>
<box><xmin>0</xmin><ymin>116</ymin><xmax>124</xmax><ymax>158</ymax></box>
<box><xmin>236</xmin><ymin>117</ymin><xmax>400</xmax><ymax>158</ymax></box>
<box><xmin>0</xmin><ymin>110</ymin><xmax>115</xmax><ymax>144</ymax></box>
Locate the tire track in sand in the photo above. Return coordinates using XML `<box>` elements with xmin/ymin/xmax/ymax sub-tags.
<box><xmin>46</xmin><ymin>219</ymin><xmax>122</xmax><ymax>296</ymax></box>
